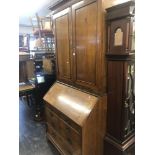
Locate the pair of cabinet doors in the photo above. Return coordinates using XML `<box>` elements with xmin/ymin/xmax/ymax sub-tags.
<box><xmin>53</xmin><ymin>0</ymin><xmax>103</xmax><ymax>93</ymax></box>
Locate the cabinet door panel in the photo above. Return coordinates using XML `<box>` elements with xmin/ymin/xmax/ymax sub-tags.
<box><xmin>72</xmin><ymin>1</ymin><xmax>97</xmax><ymax>87</ymax></box>
<box><xmin>54</xmin><ymin>9</ymin><xmax>72</xmax><ymax>82</ymax></box>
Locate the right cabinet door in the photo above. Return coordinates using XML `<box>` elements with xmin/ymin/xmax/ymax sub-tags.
<box><xmin>72</xmin><ymin>0</ymin><xmax>100</xmax><ymax>91</ymax></box>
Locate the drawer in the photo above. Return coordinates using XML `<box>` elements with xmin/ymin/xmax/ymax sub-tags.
<box><xmin>45</xmin><ymin>103</ymin><xmax>82</xmax><ymax>134</ymax></box>
<box><xmin>47</xmin><ymin>125</ymin><xmax>81</xmax><ymax>155</ymax></box>
<box><xmin>45</xmin><ymin>106</ymin><xmax>81</xmax><ymax>148</ymax></box>
<box><xmin>46</xmin><ymin>107</ymin><xmax>59</xmax><ymax>131</ymax></box>
<box><xmin>58</xmin><ymin>118</ymin><xmax>81</xmax><ymax>148</ymax></box>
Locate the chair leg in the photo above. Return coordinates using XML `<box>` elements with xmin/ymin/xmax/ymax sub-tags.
<box><xmin>26</xmin><ymin>94</ymin><xmax>30</xmax><ymax>107</ymax></box>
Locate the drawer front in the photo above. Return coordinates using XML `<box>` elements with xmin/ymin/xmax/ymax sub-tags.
<box><xmin>47</xmin><ymin>124</ymin><xmax>81</xmax><ymax>155</ymax></box>
<box><xmin>59</xmin><ymin>119</ymin><xmax>81</xmax><ymax>147</ymax></box>
<box><xmin>46</xmin><ymin>106</ymin><xmax>59</xmax><ymax>131</ymax></box>
<box><xmin>45</xmin><ymin>102</ymin><xmax>82</xmax><ymax>134</ymax></box>
<box><xmin>45</xmin><ymin>106</ymin><xmax>81</xmax><ymax>148</ymax></box>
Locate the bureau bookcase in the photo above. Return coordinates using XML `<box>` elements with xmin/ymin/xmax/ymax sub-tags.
<box><xmin>44</xmin><ymin>0</ymin><xmax>107</xmax><ymax>155</ymax></box>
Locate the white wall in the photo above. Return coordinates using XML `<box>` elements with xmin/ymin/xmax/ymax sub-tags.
<box><xmin>19</xmin><ymin>25</ymin><xmax>33</xmax><ymax>34</ymax></box>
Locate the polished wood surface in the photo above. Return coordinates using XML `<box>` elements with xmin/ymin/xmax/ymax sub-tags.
<box><xmin>44</xmin><ymin>82</ymin><xmax>98</xmax><ymax>126</ymax></box>
<box><xmin>105</xmin><ymin>2</ymin><xmax>135</xmax><ymax>155</ymax></box>
<box><xmin>46</xmin><ymin>106</ymin><xmax>81</xmax><ymax>155</ymax></box>
<box><xmin>107</xmin><ymin>60</ymin><xmax>135</xmax><ymax>141</ymax></box>
<box><xmin>72</xmin><ymin>1</ymin><xmax>97</xmax><ymax>85</ymax></box>
<box><xmin>46</xmin><ymin>0</ymin><xmax>108</xmax><ymax>154</ymax></box>
<box><xmin>107</xmin><ymin>61</ymin><xmax>124</xmax><ymax>140</ymax></box>
<box><xmin>104</xmin><ymin>136</ymin><xmax>135</xmax><ymax>155</ymax></box>
<box><xmin>96</xmin><ymin>96</ymin><xmax>107</xmax><ymax>155</ymax></box>
<box><xmin>47</xmin><ymin>126</ymin><xmax>81</xmax><ymax>155</ymax></box>
<box><xmin>54</xmin><ymin>9</ymin><xmax>73</xmax><ymax>82</ymax></box>
<box><xmin>82</xmin><ymin>104</ymin><xmax>97</xmax><ymax>155</ymax></box>
<box><xmin>44</xmin><ymin>82</ymin><xmax>107</xmax><ymax>155</ymax></box>
<box><xmin>53</xmin><ymin>0</ymin><xmax>107</xmax><ymax>95</ymax></box>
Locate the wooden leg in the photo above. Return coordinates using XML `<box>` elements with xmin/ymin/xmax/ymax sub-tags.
<box><xmin>26</xmin><ymin>94</ymin><xmax>30</xmax><ymax>107</ymax></box>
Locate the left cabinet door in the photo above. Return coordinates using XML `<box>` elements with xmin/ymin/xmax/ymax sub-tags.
<box><xmin>54</xmin><ymin>8</ymin><xmax>73</xmax><ymax>83</ymax></box>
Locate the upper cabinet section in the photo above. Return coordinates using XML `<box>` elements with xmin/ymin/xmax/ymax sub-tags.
<box><xmin>106</xmin><ymin>1</ymin><xmax>135</xmax><ymax>56</ymax></box>
<box><xmin>51</xmin><ymin>0</ymin><xmax>106</xmax><ymax>95</ymax></box>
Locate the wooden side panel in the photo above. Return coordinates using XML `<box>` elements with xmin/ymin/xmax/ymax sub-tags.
<box><xmin>82</xmin><ymin>104</ymin><xmax>97</xmax><ymax>155</ymax></box>
<box><xmin>82</xmin><ymin>95</ymin><xmax>107</xmax><ymax>155</ymax></box>
<box><xmin>96</xmin><ymin>95</ymin><xmax>107</xmax><ymax>155</ymax></box>
<box><xmin>54</xmin><ymin>11</ymin><xmax>72</xmax><ymax>81</ymax></box>
<box><xmin>107</xmin><ymin>61</ymin><xmax>124</xmax><ymax>140</ymax></box>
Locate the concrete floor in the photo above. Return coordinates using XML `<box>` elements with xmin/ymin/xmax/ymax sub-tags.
<box><xmin>19</xmin><ymin>98</ymin><xmax>59</xmax><ymax>155</ymax></box>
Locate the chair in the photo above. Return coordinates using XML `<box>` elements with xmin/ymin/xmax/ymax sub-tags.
<box><xmin>19</xmin><ymin>82</ymin><xmax>35</xmax><ymax>107</ymax></box>
<box><xmin>42</xmin><ymin>58</ymin><xmax>53</xmax><ymax>74</ymax></box>
<box><xmin>30</xmin><ymin>13</ymin><xmax>54</xmax><ymax>51</ymax></box>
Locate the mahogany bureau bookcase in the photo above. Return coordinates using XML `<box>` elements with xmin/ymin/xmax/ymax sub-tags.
<box><xmin>43</xmin><ymin>0</ymin><xmax>107</xmax><ymax>154</ymax></box>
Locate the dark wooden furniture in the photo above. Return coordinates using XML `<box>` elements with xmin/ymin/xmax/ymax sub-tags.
<box><xmin>44</xmin><ymin>82</ymin><xmax>107</xmax><ymax>155</ymax></box>
<box><xmin>104</xmin><ymin>1</ymin><xmax>135</xmax><ymax>155</ymax></box>
<box><xmin>32</xmin><ymin>73</ymin><xmax>56</xmax><ymax>121</ymax></box>
<box><xmin>52</xmin><ymin>0</ymin><xmax>107</xmax><ymax>95</ymax></box>
<box><xmin>44</xmin><ymin>0</ymin><xmax>107</xmax><ymax>154</ymax></box>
